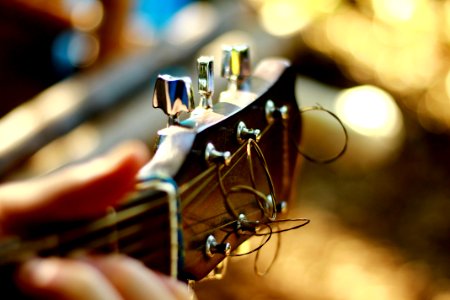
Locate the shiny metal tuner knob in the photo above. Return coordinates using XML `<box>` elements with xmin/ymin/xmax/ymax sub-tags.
<box><xmin>205</xmin><ymin>235</ymin><xmax>231</xmax><ymax>258</ymax></box>
<box><xmin>198</xmin><ymin>56</ymin><xmax>214</xmax><ymax>108</ymax></box>
<box><xmin>205</xmin><ymin>143</ymin><xmax>231</xmax><ymax>166</ymax></box>
<box><xmin>152</xmin><ymin>74</ymin><xmax>195</xmax><ymax>126</ymax></box>
<box><xmin>236</xmin><ymin>121</ymin><xmax>261</xmax><ymax>144</ymax></box>
<box><xmin>276</xmin><ymin>200</ymin><xmax>288</xmax><ymax>214</ymax></box>
<box><xmin>221</xmin><ymin>45</ymin><xmax>251</xmax><ymax>90</ymax></box>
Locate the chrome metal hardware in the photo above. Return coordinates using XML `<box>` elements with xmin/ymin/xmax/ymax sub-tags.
<box><xmin>221</xmin><ymin>45</ymin><xmax>251</xmax><ymax>90</ymax></box>
<box><xmin>236</xmin><ymin>121</ymin><xmax>261</xmax><ymax>144</ymax></box>
<box><xmin>276</xmin><ymin>200</ymin><xmax>288</xmax><ymax>214</ymax></box>
<box><xmin>263</xmin><ymin>194</ymin><xmax>276</xmax><ymax>221</ymax></box>
<box><xmin>205</xmin><ymin>143</ymin><xmax>231</xmax><ymax>166</ymax></box>
<box><xmin>152</xmin><ymin>75</ymin><xmax>195</xmax><ymax>126</ymax></box>
<box><xmin>205</xmin><ymin>235</ymin><xmax>231</xmax><ymax>258</ymax></box>
<box><xmin>197</xmin><ymin>56</ymin><xmax>214</xmax><ymax>109</ymax></box>
<box><xmin>265</xmin><ymin>99</ymin><xmax>288</xmax><ymax>124</ymax></box>
<box><xmin>236</xmin><ymin>213</ymin><xmax>255</xmax><ymax>234</ymax></box>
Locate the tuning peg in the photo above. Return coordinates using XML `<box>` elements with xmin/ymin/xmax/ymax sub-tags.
<box><xmin>205</xmin><ymin>235</ymin><xmax>231</xmax><ymax>258</ymax></box>
<box><xmin>205</xmin><ymin>143</ymin><xmax>231</xmax><ymax>166</ymax></box>
<box><xmin>221</xmin><ymin>45</ymin><xmax>251</xmax><ymax>90</ymax></box>
<box><xmin>152</xmin><ymin>75</ymin><xmax>195</xmax><ymax>126</ymax></box>
<box><xmin>236</xmin><ymin>121</ymin><xmax>261</xmax><ymax>144</ymax></box>
<box><xmin>197</xmin><ymin>56</ymin><xmax>214</xmax><ymax>109</ymax></box>
<box><xmin>276</xmin><ymin>200</ymin><xmax>288</xmax><ymax>214</ymax></box>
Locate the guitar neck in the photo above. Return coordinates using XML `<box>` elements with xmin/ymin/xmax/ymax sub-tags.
<box><xmin>0</xmin><ymin>189</ymin><xmax>173</xmax><ymax>272</ymax></box>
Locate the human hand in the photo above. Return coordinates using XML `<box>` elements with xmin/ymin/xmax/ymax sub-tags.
<box><xmin>0</xmin><ymin>141</ymin><xmax>192</xmax><ymax>299</ymax></box>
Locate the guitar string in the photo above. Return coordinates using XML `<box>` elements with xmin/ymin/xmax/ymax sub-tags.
<box><xmin>61</xmin><ymin>105</ymin><xmax>332</xmax><ymax>270</ymax></box>
<box><xmin>293</xmin><ymin>104</ymin><xmax>348</xmax><ymax>164</ymax></box>
<box><xmin>173</xmin><ymin>126</ymin><xmax>276</xmax><ymax>239</ymax></box>
<box><xmin>1</xmin><ymin>107</ymin><xmax>312</xmax><ymax>270</ymax></box>
<box><xmin>238</xmin><ymin>105</ymin><xmax>346</xmax><ymax>273</ymax></box>
<box><xmin>254</xmin><ymin>224</ymin><xmax>280</xmax><ymax>276</ymax></box>
<box><xmin>179</xmin><ymin>124</ymin><xmax>272</xmax><ymax>209</ymax></box>
<box><xmin>16</xmin><ymin>196</ymin><xmax>169</xmax><ymax>259</ymax></box>
<box><xmin>115</xmin><ymin>124</ymin><xmax>311</xmax><ymax>266</ymax></box>
<box><xmin>0</xmin><ymin>137</ymin><xmax>256</xmax><ymax>261</ymax></box>
<box><xmin>179</xmin><ymin>151</ymin><xmax>249</xmax><ymax>219</ymax></box>
<box><xmin>229</xmin><ymin>103</ymin><xmax>346</xmax><ymax>274</ymax></box>
<box><xmin>212</xmin><ymin>138</ymin><xmax>310</xmax><ymax>275</ymax></box>
<box><xmin>0</xmin><ymin>111</ymin><xmax>277</xmax><ymax>261</ymax></box>
<box><xmin>155</xmin><ymin>124</ymin><xmax>310</xmax><ymax>259</ymax></box>
<box><xmin>0</xmin><ymin>180</ymin><xmax>249</xmax><ymax>264</ymax></box>
<box><xmin>167</xmin><ymin>132</ymin><xmax>273</xmax><ymax>245</ymax></box>
<box><xmin>246</xmin><ymin>139</ymin><xmax>277</xmax><ymax>220</ymax></box>
<box><xmin>112</xmin><ymin>139</ymin><xmax>270</xmax><ymax>257</ymax></box>
<box><xmin>0</xmin><ymin>147</ymin><xmax>266</xmax><ymax>263</ymax></box>
<box><xmin>216</xmin><ymin>138</ymin><xmax>275</xmax><ymax>221</ymax></box>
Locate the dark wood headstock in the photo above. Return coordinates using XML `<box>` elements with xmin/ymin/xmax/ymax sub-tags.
<box><xmin>137</xmin><ymin>56</ymin><xmax>302</xmax><ymax>280</ymax></box>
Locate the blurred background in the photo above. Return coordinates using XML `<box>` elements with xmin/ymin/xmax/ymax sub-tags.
<box><xmin>1</xmin><ymin>0</ymin><xmax>450</xmax><ymax>299</ymax></box>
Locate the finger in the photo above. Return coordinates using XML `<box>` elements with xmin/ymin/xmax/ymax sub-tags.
<box><xmin>0</xmin><ymin>140</ymin><xmax>150</xmax><ymax>233</ymax></box>
<box><xmin>86</xmin><ymin>255</ymin><xmax>192</xmax><ymax>300</ymax></box>
<box><xmin>16</xmin><ymin>258</ymin><xmax>122</xmax><ymax>300</ymax></box>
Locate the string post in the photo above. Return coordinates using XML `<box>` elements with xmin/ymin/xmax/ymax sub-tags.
<box><xmin>236</xmin><ymin>213</ymin><xmax>257</xmax><ymax>235</ymax></box>
<box><xmin>236</xmin><ymin>121</ymin><xmax>261</xmax><ymax>144</ymax></box>
<box><xmin>205</xmin><ymin>235</ymin><xmax>231</xmax><ymax>258</ymax></box>
<box><xmin>276</xmin><ymin>200</ymin><xmax>288</xmax><ymax>214</ymax></box>
<box><xmin>205</xmin><ymin>143</ymin><xmax>231</xmax><ymax>166</ymax></box>
<box><xmin>265</xmin><ymin>100</ymin><xmax>288</xmax><ymax>124</ymax></box>
<box><xmin>261</xmin><ymin>194</ymin><xmax>276</xmax><ymax>221</ymax></box>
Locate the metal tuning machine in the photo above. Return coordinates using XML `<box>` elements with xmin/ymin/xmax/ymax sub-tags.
<box><xmin>236</xmin><ymin>121</ymin><xmax>261</xmax><ymax>144</ymax></box>
<box><xmin>205</xmin><ymin>235</ymin><xmax>231</xmax><ymax>258</ymax></box>
<box><xmin>152</xmin><ymin>75</ymin><xmax>195</xmax><ymax>126</ymax></box>
<box><xmin>221</xmin><ymin>45</ymin><xmax>251</xmax><ymax>91</ymax></box>
<box><xmin>197</xmin><ymin>56</ymin><xmax>214</xmax><ymax>109</ymax></box>
<box><xmin>205</xmin><ymin>143</ymin><xmax>231</xmax><ymax>166</ymax></box>
<box><xmin>265</xmin><ymin>99</ymin><xmax>288</xmax><ymax>124</ymax></box>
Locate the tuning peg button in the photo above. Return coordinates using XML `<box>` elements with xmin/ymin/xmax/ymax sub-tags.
<box><xmin>236</xmin><ymin>121</ymin><xmax>261</xmax><ymax>144</ymax></box>
<box><xmin>205</xmin><ymin>235</ymin><xmax>231</xmax><ymax>258</ymax></box>
<box><xmin>276</xmin><ymin>200</ymin><xmax>288</xmax><ymax>214</ymax></box>
<box><xmin>152</xmin><ymin>75</ymin><xmax>195</xmax><ymax>126</ymax></box>
<box><xmin>265</xmin><ymin>100</ymin><xmax>288</xmax><ymax>124</ymax></box>
<box><xmin>221</xmin><ymin>45</ymin><xmax>251</xmax><ymax>90</ymax></box>
<box><xmin>198</xmin><ymin>56</ymin><xmax>214</xmax><ymax>109</ymax></box>
<box><xmin>205</xmin><ymin>143</ymin><xmax>231</xmax><ymax>166</ymax></box>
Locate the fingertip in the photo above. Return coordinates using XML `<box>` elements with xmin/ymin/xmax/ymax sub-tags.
<box><xmin>107</xmin><ymin>140</ymin><xmax>151</xmax><ymax>169</ymax></box>
<box><xmin>16</xmin><ymin>258</ymin><xmax>61</xmax><ymax>298</ymax></box>
<box><xmin>86</xmin><ymin>255</ymin><xmax>193</xmax><ymax>300</ymax></box>
<box><xmin>17</xmin><ymin>258</ymin><xmax>122</xmax><ymax>300</ymax></box>
<box><xmin>84</xmin><ymin>140</ymin><xmax>150</xmax><ymax>184</ymax></box>
<box><xmin>156</xmin><ymin>274</ymin><xmax>195</xmax><ymax>300</ymax></box>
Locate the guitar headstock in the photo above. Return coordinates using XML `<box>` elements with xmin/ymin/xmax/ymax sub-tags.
<box><xmin>137</xmin><ymin>45</ymin><xmax>302</xmax><ymax>280</ymax></box>
<box><xmin>0</xmin><ymin>45</ymin><xmax>302</xmax><ymax>298</ymax></box>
